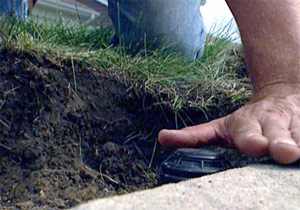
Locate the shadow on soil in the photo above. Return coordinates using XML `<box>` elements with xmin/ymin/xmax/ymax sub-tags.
<box><xmin>0</xmin><ymin>49</ymin><xmax>258</xmax><ymax>209</ymax></box>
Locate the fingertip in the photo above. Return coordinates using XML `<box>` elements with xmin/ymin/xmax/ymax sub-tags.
<box><xmin>158</xmin><ymin>119</ymin><xmax>226</xmax><ymax>149</ymax></box>
<box><xmin>157</xmin><ymin>129</ymin><xmax>184</xmax><ymax>149</ymax></box>
<box><xmin>157</xmin><ymin>129</ymin><xmax>172</xmax><ymax>146</ymax></box>
<box><xmin>269</xmin><ymin>139</ymin><xmax>300</xmax><ymax>164</ymax></box>
<box><xmin>157</xmin><ymin>128</ymin><xmax>199</xmax><ymax>149</ymax></box>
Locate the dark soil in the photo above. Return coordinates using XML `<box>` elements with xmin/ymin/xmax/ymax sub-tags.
<box><xmin>0</xmin><ymin>49</ymin><xmax>259</xmax><ymax>210</ymax></box>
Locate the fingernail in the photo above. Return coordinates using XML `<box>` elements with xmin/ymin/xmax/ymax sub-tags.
<box><xmin>273</xmin><ymin>139</ymin><xmax>298</xmax><ymax>146</ymax></box>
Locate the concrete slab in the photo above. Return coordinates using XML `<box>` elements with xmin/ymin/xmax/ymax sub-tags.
<box><xmin>70</xmin><ymin>164</ymin><xmax>300</xmax><ymax>210</ymax></box>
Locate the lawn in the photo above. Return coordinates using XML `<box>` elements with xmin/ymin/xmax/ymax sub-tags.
<box><xmin>1</xmin><ymin>16</ymin><xmax>251</xmax><ymax>111</ymax></box>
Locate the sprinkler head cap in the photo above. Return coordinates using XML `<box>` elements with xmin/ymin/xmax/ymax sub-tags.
<box><xmin>159</xmin><ymin>148</ymin><xmax>230</xmax><ymax>185</ymax></box>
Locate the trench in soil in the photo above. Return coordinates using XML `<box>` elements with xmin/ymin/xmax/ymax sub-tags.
<box><xmin>0</xmin><ymin>49</ymin><xmax>258</xmax><ymax>210</ymax></box>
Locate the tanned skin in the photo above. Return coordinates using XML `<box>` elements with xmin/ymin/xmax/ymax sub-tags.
<box><xmin>158</xmin><ymin>0</ymin><xmax>300</xmax><ymax>164</ymax></box>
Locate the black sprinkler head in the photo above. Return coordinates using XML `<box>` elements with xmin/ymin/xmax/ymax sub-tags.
<box><xmin>159</xmin><ymin>148</ymin><xmax>231</xmax><ymax>185</ymax></box>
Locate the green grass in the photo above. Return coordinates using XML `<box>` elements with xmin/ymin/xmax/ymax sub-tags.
<box><xmin>0</xmin><ymin>15</ymin><xmax>251</xmax><ymax>111</ymax></box>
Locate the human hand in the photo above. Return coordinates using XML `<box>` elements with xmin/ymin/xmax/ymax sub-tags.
<box><xmin>158</xmin><ymin>92</ymin><xmax>300</xmax><ymax>164</ymax></box>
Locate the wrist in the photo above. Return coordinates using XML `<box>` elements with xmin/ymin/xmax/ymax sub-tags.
<box><xmin>251</xmin><ymin>82</ymin><xmax>300</xmax><ymax>102</ymax></box>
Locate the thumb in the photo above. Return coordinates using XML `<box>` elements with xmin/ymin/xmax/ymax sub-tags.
<box><xmin>158</xmin><ymin>117</ymin><xmax>228</xmax><ymax>149</ymax></box>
